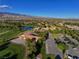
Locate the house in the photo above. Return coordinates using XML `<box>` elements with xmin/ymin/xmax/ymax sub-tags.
<box><xmin>19</xmin><ymin>32</ymin><xmax>40</xmax><ymax>42</ymax></box>
<box><xmin>66</xmin><ymin>48</ymin><xmax>79</xmax><ymax>59</ymax></box>
<box><xmin>11</xmin><ymin>32</ymin><xmax>40</xmax><ymax>45</ymax></box>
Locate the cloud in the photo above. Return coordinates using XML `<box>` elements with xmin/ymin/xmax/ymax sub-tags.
<box><xmin>0</xmin><ymin>5</ymin><xmax>11</xmax><ymax>9</ymax></box>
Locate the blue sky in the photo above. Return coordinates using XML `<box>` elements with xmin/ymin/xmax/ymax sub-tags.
<box><xmin>0</xmin><ymin>0</ymin><xmax>79</xmax><ymax>18</ymax></box>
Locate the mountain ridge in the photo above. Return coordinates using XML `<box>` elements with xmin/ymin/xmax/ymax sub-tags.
<box><xmin>0</xmin><ymin>12</ymin><xmax>79</xmax><ymax>20</ymax></box>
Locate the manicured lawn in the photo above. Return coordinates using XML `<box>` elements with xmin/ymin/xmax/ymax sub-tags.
<box><xmin>0</xmin><ymin>27</ymin><xmax>26</xmax><ymax>59</ymax></box>
<box><xmin>0</xmin><ymin>43</ymin><xmax>25</xmax><ymax>59</ymax></box>
<box><xmin>0</xmin><ymin>48</ymin><xmax>14</xmax><ymax>57</ymax></box>
<box><xmin>57</xmin><ymin>43</ymin><xmax>68</xmax><ymax>52</ymax></box>
<box><xmin>0</xmin><ymin>29</ymin><xmax>21</xmax><ymax>41</ymax></box>
<box><xmin>0</xmin><ymin>24</ymin><xmax>28</xmax><ymax>59</ymax></box>
<box><xmin>9</xmin><ymin>44</ymin><xmax>25</xmax><ymax>59</ymax></box>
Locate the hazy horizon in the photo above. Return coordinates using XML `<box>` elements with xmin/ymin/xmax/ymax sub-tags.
<box><xmin>0</xmin><ymin>0</ymin><xmax>79</xmax><ymax>19</ymax></box>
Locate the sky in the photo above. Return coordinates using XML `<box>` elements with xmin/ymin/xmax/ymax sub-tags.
<box><xmin>0</xmin><ymin>0</ymin><xmax>79</xmax><ymax>18</ymax></box>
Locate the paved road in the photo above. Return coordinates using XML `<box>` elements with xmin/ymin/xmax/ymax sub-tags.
<box><xmin>45</xmin><ymin>33</ymin><xmax>63</xmax><ymax>59</ymax></box>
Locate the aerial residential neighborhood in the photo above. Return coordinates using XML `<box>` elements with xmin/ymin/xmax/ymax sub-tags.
<box><xmin>0</xmin><ymin>13</ymin><xmax>79</xmax><ymax>59</ymax></box>
<box><xmin>0</xmin><ymin>0</ymin><xmax>79</xmax><ymax>59</ymax></box>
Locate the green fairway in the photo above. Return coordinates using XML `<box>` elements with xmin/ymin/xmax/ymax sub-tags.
<box><xmin>0</xmin><ymin>43</ymin><xmax>25</xmax><ymax>59</ymax></box>
<box><xmin>0</xmin><ymin>28</ymin><xmax>22</xmax><ymax>42</ymax></box>
<box><xmin>9</xmin><ymin>44</ymin><xmax>25</xmax><ymax>59</ymax></box>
